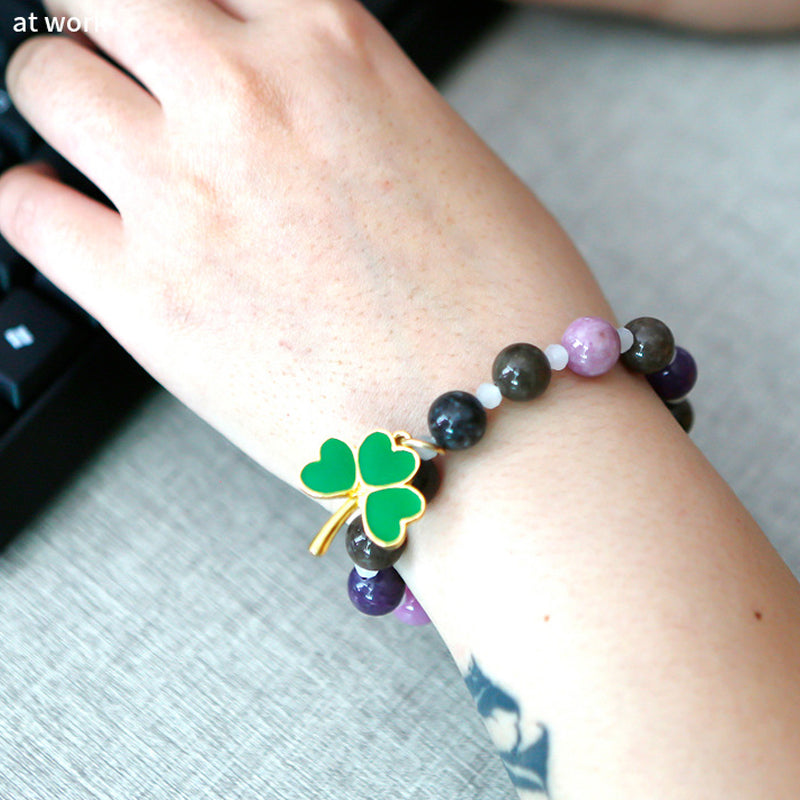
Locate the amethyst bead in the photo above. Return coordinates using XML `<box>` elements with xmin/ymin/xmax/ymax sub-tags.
<box><xmin>561</xmin><ymin>317</ymin><xmax>621</xmax><ymax>377</ymax></box>
<box><xmin>647</xmin><ymin>346</ymin><xmax>697</xmax><ymax>401</ymax></box>
<box><xmin>393</xmin><ymin>587</ymin><xmax>431</xmax><ymax>626</ymax></box>
<box><xmin>348</xmin><ymin>567</ymin><xmax>406</xmax><ymax>616</ymax></box>
<box><xmin>428</xmin><ymin>391</ymin><xmax>487</xmax><ymax>450</ymax></box>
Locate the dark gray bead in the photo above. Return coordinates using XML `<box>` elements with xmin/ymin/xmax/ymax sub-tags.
<box><xmin>621</xmin><ymin>317</ymin><xmax>675</xmax><ymax>374</ymax></box>
<box><xmin>411</xmin><ymin>458</ymin><xmax>441</xmax><ymax>503</ymax></box>
<box><xmin>665</xmin><ymin>398</ymin><xmax>694</xmax><ymax>433</ymax></box>
<box><xmin>428</xmin><ymin>391</ymin><xmax>487</xmax><ymax>450</ymax></box>
<box><xmin>492</xmin><ymin>343</ymin><xmax>551</xmax><ymax>401</ymax></box>
<box><xmin>345</xmin><ymin>516</ymin><xmax>406</xmax><ymax>570</ymax></box>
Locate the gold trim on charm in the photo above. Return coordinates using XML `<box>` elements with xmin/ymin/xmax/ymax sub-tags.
<box><xmin>308</xmin><ymin>496</ymin><xmax>360</xmax><ymax>556</ymax></box>
<box><xmin>393</xmin><ymin>431</ymin><xmax>445</xmax><ymax>457</ymax></box>
<box><xmin>302</xmin><ymin>430</ymin><xmax>432</xmax><ymax>557</ymax></box>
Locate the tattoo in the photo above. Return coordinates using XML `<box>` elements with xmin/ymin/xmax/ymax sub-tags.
<box><xmin>464</xmin><ymin>657</ymin><xmax>550</xmax><ymax>797</ymax></box>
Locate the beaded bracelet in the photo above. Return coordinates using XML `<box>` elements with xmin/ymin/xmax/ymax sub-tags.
<box><xmin>300</xmin><ymin>316</ymin><xmax>698</xmax><ymax>625</ymax></box>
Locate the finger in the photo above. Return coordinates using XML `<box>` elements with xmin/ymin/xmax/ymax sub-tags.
<box><xmin>6</xmin><ymin>34</ymin><xmax>160</xmax><ymax>205</ymax></box>
<box><xmin>0</xmin><ymin>163</ymin><xmax>125</xmax><ymax>321</ymax></box>
<box><xmin>204</xmin><ymin>0</ymin><xmax>262</xmax><ymax>22</ymax></box>
<box><xmin>41</xmin><ymin>0</ymin><xmax>242</xmax><ymax>100</ymax></box>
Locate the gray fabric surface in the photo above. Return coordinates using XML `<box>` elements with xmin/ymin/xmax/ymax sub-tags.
<box><xmin>2</xmin><ymin>7</ymin><xmax>800</xmax><ymax>798</ymax></box>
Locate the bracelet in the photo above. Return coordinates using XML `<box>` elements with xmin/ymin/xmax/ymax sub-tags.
<box><xmin>300</xmin><ymin>316</ymin><xmax>698</xmax><ymax>625</ymax></box>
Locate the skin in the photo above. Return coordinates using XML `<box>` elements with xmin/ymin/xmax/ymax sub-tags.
<box><xmin>2</xmin><ymin>1</ymin><xmax>800</xmax><ymax>797</ymax></box>
<box><xmin>530</xmin><ymin>0</ymin><xmax>800</xmax><ymax>32</ymax></box>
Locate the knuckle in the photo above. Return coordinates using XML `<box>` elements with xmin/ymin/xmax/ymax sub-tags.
<box><xmin>200</xmin><ymin>45</ymin><xmax>293</xmax><ymax>131</ymax></box>
<box><xmin>299</xmin><ymin>0</ymin><xmax>375</xmax><ymax>62</ymax></box>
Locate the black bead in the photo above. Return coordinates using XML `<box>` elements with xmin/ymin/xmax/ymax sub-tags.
<box><xmin>665</xmin><ymin>398</ymin><xmax>694</xmax><ymax>433</ymax></box>
<box><xmin>345</xmin><ymin>516</ymin><xmax>406</xmax><ymax>570</ymax></box>
<box><xmin>428</xmin><ymin>390</ymin><xmax>487</xmax><ymax>450</ymax></box>
<box><xmin>492</xmin><ymin>342</ymin><xmax>551</xmax><ymax>401</ymax></box>
<box><xmin>621</xmin><ymin>317</ymin><xmax>675</xmax><ymax>374</ymax></box>
<box><xmin>411</xmin><ymin>458</ymin><xmax>441</xmax><ymax>503</ymax></box>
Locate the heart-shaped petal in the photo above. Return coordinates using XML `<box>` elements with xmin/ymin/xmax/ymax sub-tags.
<box><xmin>362</xmin><ymin>486</ymin><xmax>425</xmax><ymax>549</ymax></box>
<box><xmin>358</xmin><ymin>430</ymin><xmax>419</xmax><ymax>488</ymax></box>
<box><xmin>300</xmin><ymin>438</ymin><xmax>357</xmax><ymax>497</ymax></box>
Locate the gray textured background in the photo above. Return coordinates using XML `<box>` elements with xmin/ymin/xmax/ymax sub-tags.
<box><xmin>2</xmin><ymin>7</ymin><xmax>800</xmax><ymax>798</ymax></box>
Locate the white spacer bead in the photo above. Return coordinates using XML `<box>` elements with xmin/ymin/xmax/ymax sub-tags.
<box><xmin>355</xmin><ymin>566</ymin><xmax>379</xmax><ymax>579</ymax></box>
<box><xmin>545</xmin><ymin>343</ymin><xmax>569</xmax><ymax>371</ymax></box>
<box><xmin>476</xmin><ymin>382</ymin><xmax>503</xmax><ymax>409</ymax></box>
<box><xmin>618</xmin><ymin>326</ymin><xmax>634</xmax><ymax>354</ymax></box>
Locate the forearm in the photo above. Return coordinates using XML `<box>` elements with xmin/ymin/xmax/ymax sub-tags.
<box><xmin>397</xmin><ymin>291</ymin><xmax>800</xmax><ymax>797</ymax></box>
<box><xmin>326</xmin><ymin>127</ymin><xmax>800</xmax><ymax>794</ymax></box>
<box><xmin>288</xmin><ymin>117</ymin><xmax>800</xmax><ymax>793</ymax></box>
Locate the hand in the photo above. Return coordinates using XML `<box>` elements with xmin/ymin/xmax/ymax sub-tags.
<box><xmin>0</xmin><ymin>0</ymin><xmax>604</xmax><ymax>486</ymax></box>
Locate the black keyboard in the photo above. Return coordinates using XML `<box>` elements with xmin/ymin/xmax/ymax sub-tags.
<box><xmin>0</xmin><ymin>0</ymin><xmax>503</xmax><ymax>546</ymax></box>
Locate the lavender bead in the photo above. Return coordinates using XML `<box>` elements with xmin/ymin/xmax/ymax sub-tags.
<box><xmin>647</xmin><ymin>346</ymin><xmax>697</xmax><ymax>401</ymax></box>
<box><xmin>393</xmin><ymin>587</ymin><xmax>431</xmax><ymax>626</ymax></box>
<box><xmin>348</xmin><ymin>567</ymin><xmax>406</xmax><ymax>616</ymax></box>
<box><xmin>561</xmin><ymin>316</ymin><xmax>621</xmax><ymax>377</ymax></box>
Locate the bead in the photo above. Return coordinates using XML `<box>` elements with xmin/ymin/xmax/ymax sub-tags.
<box><xmin>561</xmin><ymin>316</ymin><xmax>621</xmax><ymax>377</ymax></box>
<box><xmin>355</xmin><ymin>566</ymin><xmax>379</xmax><ymax>579</ymax></box>
<box><xmin>410</xmin><ymin>458</ymin><xmax>441</xmax><ymax>503</ymax></box>
<box><xmin>393</xmin><ymin>587</ymin><xmax>431</xmax><ymax>626</ymax></box>
<box><xmin>617</xmin><ymin>326</ymin><xmax>634</xmax><ymax>354</ymax></box>
<box><xmin>492</xmin><ymin>343</ymin><xmax>552</xmax><ymax>401</ymax></box>
<box><xmin>428</xmin><ymin>391</ymin><xmax>487</xmax><ymax>450</ymax></box>
<box><xmin>545</xmin><ymin>343</ymin><xmax>569</xmax><ymax>371</ymax></box>
<box><xmin>621</xmin><ymin>317</ymin><xmax>675</xmax><ymax>374</ymax></box>
<box><xmin>476</xmin><ymin>382</ymin><xmax>503</xmax><ymax>409</ymax></box>
<box><xmin>348</xmin><ymin>567</ymin><xmax>406</xmax><ymax>616</ymax></box>
<box><xmin>646</xmin><ymin>346</ymin><xmax>697</xmax><ymax>401</ymax></box>
<box><xmin>346</xmin><ymin>515</ymin><xmax>406</xmax><ymax>570</ymax></box>
<box><xmin>665</xmin><ymin>398</ymin><xmax>694</xmax><ymax>433</ymax></box>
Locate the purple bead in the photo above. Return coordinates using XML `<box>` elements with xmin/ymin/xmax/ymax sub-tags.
<box><xmin>561</xmin><ymin>316</ymin><xmax>621</xmax><ymax>377</ymax></box>
<box><xmin>392</xmin><ymin>587</ymin><xmax>431</xmax><ymax>626</ymax></box>
<box><xmin>348</xmin><ymin>567</ymin><xmax>406</xmax><ymax>616</ymax></box>
<box><xmin>646</xmin><ymin>346</ymin><xmax>697</xmax><ymax>401</ymax></box>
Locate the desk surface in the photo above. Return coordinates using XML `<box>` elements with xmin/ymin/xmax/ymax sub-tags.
<box><xmin>2</xmin><ymin>9</ymin><xmax>799</xmax><ymax>799</ymax></box>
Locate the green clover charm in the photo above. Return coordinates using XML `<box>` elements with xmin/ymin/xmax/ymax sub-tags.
<box><xmin>300</xmin><ymin>430</ymin><xmax>427</xmax><ymax>556</ymax></box>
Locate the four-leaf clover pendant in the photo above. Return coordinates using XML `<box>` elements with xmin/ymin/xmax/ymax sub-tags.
<box><xmin>300</xmin><ymin>430</ymin><xmax>427</xmax><ymax>556</ymax></box>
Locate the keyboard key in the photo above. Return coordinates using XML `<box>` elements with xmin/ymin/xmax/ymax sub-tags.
<box><xmin>0</xmin><ymin>3</ymin><xmax>45</xmax><ymax>76</ymax></box>
<box><xmin>0</xmin><ymin>97</ymin><xmax>39</xmax><ymax>163</ymax></box>
<box><xmin>32</xmin><ymin>272</ymin><xmax>99</xmax><ymax>326</ymax></box>
<box><xmin>0</xmin><ymin>398</ymin><xmax>14</xmax><ymax>436</ymax></box>
<box><xmin>0</xmin><ymin>288</ymin><xmax>87</xmax><ymax>409</ymax></box>
<box><xmin>0</xmin><ymin>236</ymin><xmax>33</xmax><ymax>293</ymax></box>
